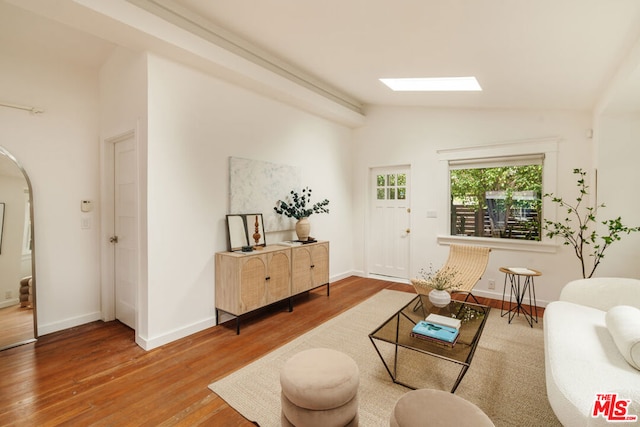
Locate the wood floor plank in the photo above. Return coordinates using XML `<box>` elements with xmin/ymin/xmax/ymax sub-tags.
<box><xmin>0</xmin><ymin>305</ymin><xmax>35</xmax><ymax>350</ymax></box>
<box><xmin>0</xmin><ymin>277</ymin><xmax>538</xmax><ymax>426</ymax></box>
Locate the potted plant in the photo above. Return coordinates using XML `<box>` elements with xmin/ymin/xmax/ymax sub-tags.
<box><xmin>274</xmin><ymin>187</ymin><xmax>329</xmax><ymax>241</ymax></box>
<box><xmin>544</xmin><ymin>168</ymin><xmax>640</xmax><ymax>278</ymax></box>
<box><xmin>411</xmin><ymin>265</ymin><xmax>462</xmax><ymax>307</ymax></box>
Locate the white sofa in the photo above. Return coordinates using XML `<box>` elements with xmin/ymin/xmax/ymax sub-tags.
<box><xmin>544</xmin><ymin>278</ymin><xmax>640</xmax><ymax>426</ymax></box>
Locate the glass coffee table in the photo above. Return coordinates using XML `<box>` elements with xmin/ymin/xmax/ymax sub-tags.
<box><xmin>369</xmin><ymin>294</ymin><xmax>490</xmax><ymax>392</ymax></box>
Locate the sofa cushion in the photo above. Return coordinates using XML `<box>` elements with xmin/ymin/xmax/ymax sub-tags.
<box><xmin>606</xmin><ymin>305</ymin><xmax>640</xmax><ymax>371</ymax></box>
<box><xmin>560</xmin><ymin>278</ymin><xmax>640</xmax><ymax>311</ymax></box>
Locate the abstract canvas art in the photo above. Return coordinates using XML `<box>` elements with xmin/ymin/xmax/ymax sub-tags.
<box><xmin>229</xmin><ymin>157</ymin><xmax>301</xmax><ymax>232</ymax></box>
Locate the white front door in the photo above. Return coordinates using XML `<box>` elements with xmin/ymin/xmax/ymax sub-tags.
<box><xmin>113</xmin><ymin>136</ymin><xmax>137</xmax><ymax>329</ymax></box>
<box><xmin>369</xmin><ymin>166</ymin><xmax>411</xmax><ymax>279</ymax></box>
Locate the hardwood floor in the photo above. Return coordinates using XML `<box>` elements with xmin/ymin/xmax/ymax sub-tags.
<box><xmin>0</xmin><ymin>277</ymin><xmax>541</xmax><ymax>426</ymax></box>
<box><xmin>0</xmin><ymin>304</ymin><xmax>35</xmax><ymax>350</ymax></box>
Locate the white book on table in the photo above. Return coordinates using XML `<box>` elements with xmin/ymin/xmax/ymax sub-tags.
<box><xmin>425</xmin><ymin>313</ymin><xmax>461</xmax><ymax>330</ymax></box>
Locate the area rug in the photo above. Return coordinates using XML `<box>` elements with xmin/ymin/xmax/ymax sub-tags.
<box><xmin>208</xmin><ymin>289</ymin><xmax>560</xmax><ymax>426</ymax></box>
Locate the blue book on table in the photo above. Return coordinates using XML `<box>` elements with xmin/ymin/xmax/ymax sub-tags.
<box><xmin>411</xmin><ymin>321</ymin><xmax>459</xmax><ymax>343</ymax></box>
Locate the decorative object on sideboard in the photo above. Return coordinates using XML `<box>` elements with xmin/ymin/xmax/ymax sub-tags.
<box><xmin>225</xmin><ymin>213</ymin><xmax>266</xmax><ymax>252</ymax></box>
<box><xmin>544</xmin><ymin>168</ymin><xmax>640</xmax><ymax>278</ymax></box>
<box><xmin>411</xmin><ymin>264</ymin><xmax>462</xmax><ymax>308</ymax></box>
<box><xmin>252</xmin><ymin>214</ymin><xmax>263</xmax><ymax>249</ymax></box>
<box><xmin>274</xmin><ymin>187</ymin><xmax>329</xmax><ymax>241</ymax></box>
<box><xmin>295</xmin><ymin>217</ymin><xmax>311</xmax><ymax>241</ymax></box>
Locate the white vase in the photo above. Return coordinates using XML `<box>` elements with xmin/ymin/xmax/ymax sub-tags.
<box><xmin>428</xmin><ymin>289</ymin><xmax>451</xmax><ymax>308</ymax></box>
<box><xmin>295</xmin><ymin>217</ymin><xmax>311</xmax><ymax>241</ymax></box>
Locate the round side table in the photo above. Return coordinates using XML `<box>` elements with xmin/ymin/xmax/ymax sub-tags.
<box><xmin>499</xmin><ymin>267</ymin><xmax>541</xmax><ymax>327</ymax></box>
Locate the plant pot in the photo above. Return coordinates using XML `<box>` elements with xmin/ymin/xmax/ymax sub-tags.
<box><xmin>428</xmin><ymin>289</ymin><xmax>451</xmax><ymax>308</ymax></box>
<box><xmin>295</xmin><ymin>217</ymin><xmax>311</xmax><ymax>241</ymax></box>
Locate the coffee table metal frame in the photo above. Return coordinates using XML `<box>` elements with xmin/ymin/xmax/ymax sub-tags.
<box><xmin>368</xmin><ymin>294</ymin><xmax>490</xmax><ymax>393</ymax></box>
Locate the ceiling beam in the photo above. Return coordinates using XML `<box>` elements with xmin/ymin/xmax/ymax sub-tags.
<box><xmin>127</xmin><ymin>0</ymin><xmax>364</xmax><ymax>115</ymax></box>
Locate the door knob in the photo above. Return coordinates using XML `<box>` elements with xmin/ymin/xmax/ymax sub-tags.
<box><xmin>406</xmin><ymin>228</ymin><xmax>411</xmax><ymax>234</ymax></box>
<box><xmin>109</xmin><ymin>235</ymin><xmax>119</xmax><ymax>243</ymax></box>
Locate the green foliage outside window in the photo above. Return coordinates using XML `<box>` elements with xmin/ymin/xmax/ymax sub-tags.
<box><xmin>450</xmin><ymin>165</ymin><xmax>542</xmax><ymax>240</ymax></box>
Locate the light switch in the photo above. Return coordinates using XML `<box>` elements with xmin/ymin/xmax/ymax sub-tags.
<box><xmin>81</xmin><ymin>218</ymin><xmax>91</xmax><ymax>229</ymax></box>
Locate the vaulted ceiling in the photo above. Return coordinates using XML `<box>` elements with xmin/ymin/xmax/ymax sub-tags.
<box><xmin>5</xmin><ymin>0</ymin><xmax>640</xmax><ymax>114</ymax></box>
<box><xmin>171</xmin><ymin>0</ymin><xmax>640</xmax><ymax>112</ymax></box>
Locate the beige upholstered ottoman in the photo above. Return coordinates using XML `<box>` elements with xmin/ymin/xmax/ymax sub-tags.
<box><xmin>280</xmin><ymin>348</ymin><xmax>359</xmax><ymax>427</ymax></box>
<box><xmin>390</xmin><ymin>389</ymin><xmax>494</xmax><ymax>427</ymax></box>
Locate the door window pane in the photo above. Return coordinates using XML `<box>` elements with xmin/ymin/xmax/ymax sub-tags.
<box><xmin>376</xmin><ymin>172</ymin><xmax>408</xmax><ymax>201</ymax></box>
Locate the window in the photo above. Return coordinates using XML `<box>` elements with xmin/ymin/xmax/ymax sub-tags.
<box><xmin>376</xmin><ymin>172</ymin><xmax>407</xmax><ymax>200</ymax></box>
<box><xmin>437</xmin><ymin>138</ymin><xmax>558</xmax><ymax>251</ymax></box>
<box><xmin>449</xmin><ymin>155</ymin><xmax>543</xmax><ymax>240</ymax></box>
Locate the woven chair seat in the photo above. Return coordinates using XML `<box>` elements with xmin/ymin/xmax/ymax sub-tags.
<box><xmin>412</xmin><ymin>244</ymin><xmax>491</xmax><ymax>304</ymax></box>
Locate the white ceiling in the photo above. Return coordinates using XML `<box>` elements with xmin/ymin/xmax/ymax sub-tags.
<box><xmin>170</xmin><ymin>0</ymin><xmax>640</xmax><ymax>111</ymax></box>
<box><xmin>5</xmin><ymin>0</ymin><xmax>640</xmax><ymax>113</ymax></box>
<box><xmin>0</xmin><ymin>2</ymin><xmax>114</xmax><ymax>71</ymax></box>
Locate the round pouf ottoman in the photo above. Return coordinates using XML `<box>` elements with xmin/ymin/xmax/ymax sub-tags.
<box><xmin>389</xmin><ymin>389</ymin><xmax>494</xmax><ymax>427</ymax></box>
<box><xmin>280</xmin><ymin>348</ymin><xmax>359</xmax><ymax>427</ymax></box>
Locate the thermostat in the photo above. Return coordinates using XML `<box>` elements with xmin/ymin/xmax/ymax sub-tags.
<box><xmin>81</xmin><ymin>200</ymin><xmax>93</xmax><ymax>212</ymax></box>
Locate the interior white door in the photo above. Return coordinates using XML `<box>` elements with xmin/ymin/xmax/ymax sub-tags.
<box><xmin>113</xmin><ymin>136</ymin><xmax>137</xmax><ymax>329</ymax></box>
<box><xmin>369</xmin><ymin>167</ymin><xmax>411</xmax><ymax>279</ymax></box>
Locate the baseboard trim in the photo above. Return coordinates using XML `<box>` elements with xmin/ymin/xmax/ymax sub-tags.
<box><xmin>350</xmin><ymin>272</ymin><xmax>552</xmax><ymax>308</ymax></box>
<box><xmin>472</xmin><ymin>288</ymin><xmax>551</xmax><ymax>308</ymax></box>
<box><xmin>39</xmin><ymin>311</ymin><xmax>102</xmax><ymax>336</ymax></box>
<box><xmin>367</xmin><ymin>273</ymin><xmax>410</xmax><ymax>285</ymax></box>
<box><xmin>330</xmin><ymin>270</ymin><xmax>357</xmax><ymax>282</ymax></box>
<box><xmin>0</xmin><ymin>298</ymin><xmax>20</xmax><ymax>309</ymax></box>
<box><xmin>136</xmin><ymin>317</ymin><xmax>217</xmax><ymax>351</ymax></box>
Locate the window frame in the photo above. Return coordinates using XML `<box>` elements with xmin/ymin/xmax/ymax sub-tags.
<box><xmin>437</xmin><ymin>137</ymin><xmax>559</xmax><ymax>253</ymax></box>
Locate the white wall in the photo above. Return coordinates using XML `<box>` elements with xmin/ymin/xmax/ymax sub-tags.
<box><xmin>0</xmin><ymin>175</ymin><xmax>27</xmax><ymax>307</ymax></box>
<box><xmin>142</xmin><ymin>54</ymin><xmax>353</xmax><ymax>348</ymax></box>
<box><xmin>0</xmin><ymin>41</ymin><xmax>102</xmax><ymax>334</ymax></box>
<box><xmin>595</xmin><ymin>112</ymin><xmax>640</xmax><ymax>277</ymax></box>
<box><xmin>352</xmin><ymin>107</ymin><xmax>596</xmax><ymax>304</ymax></box>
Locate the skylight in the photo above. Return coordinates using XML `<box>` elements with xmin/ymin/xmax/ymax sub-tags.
<box><xmin>379</xmin><ymin>77</ymin><xmax>482</xmax><ymax>92</ymax></box>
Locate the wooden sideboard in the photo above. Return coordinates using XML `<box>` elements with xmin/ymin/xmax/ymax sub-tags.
<box><xmin>215</xmin><ymin>241</ymin><xmax>329</xmax><ymax>333</ymax></box>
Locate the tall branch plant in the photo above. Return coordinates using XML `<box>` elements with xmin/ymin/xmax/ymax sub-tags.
<box><xmin>544</xmin><ymin>168</ymin><xmax>640</xmax><ymax>278</ymax></box>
